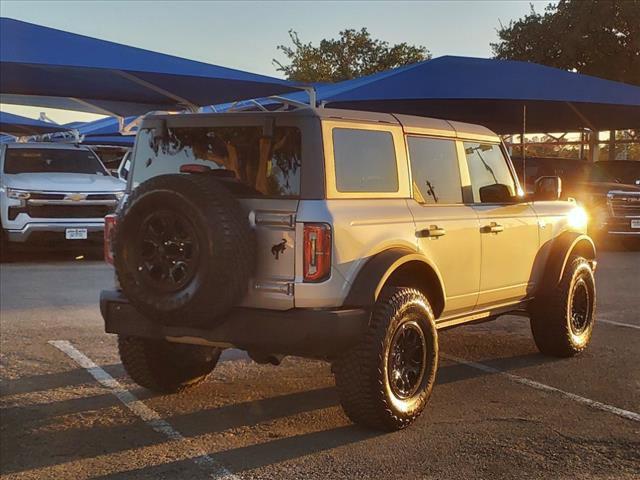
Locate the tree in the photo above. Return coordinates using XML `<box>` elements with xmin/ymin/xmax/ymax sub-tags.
<box><xmin>491</xmin><ymin>0</ymin><xmax>640</xmax><ymax>85</ymax></box>
<box><xmin>273</xmin><ymin>28</ymin><xmax>430</xmax><ymax>83</ymax></box>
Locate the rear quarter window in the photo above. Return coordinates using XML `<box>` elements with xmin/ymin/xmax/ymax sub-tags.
<box><xmin>332</xmin><ymin>128</ymin><xmax>398</xmax><ymax>193</ymax></box>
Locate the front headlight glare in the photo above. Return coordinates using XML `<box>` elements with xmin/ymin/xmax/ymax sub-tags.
<box><xmin>567</xmin><ymin>206</ymin><xmax>589</xmax><ymax>229</ymax></box>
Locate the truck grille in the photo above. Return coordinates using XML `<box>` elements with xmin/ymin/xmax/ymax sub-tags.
<box><xmin>608</xmin><ymin>192</ymin><xmax>640</xmax><ymax>217</ymax></box>
<box><xmin>28</xmin><ymin>192</ymin><xmax>120</xmax><ymax>202</ymax></box>
<box><xmin>25</xmin><ymin>205</ymin><xmax>115</xmax><ymax>219</ymax></box>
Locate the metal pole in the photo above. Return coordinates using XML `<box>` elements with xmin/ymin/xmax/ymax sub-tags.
<box><xmin>609</xmin><ymin>130</ymin><xmax>616</xmax><ymax>161</ymax></box>
<box><xmin>521</xmin><ymin>105</ymin><xmax>526</xmax><ymax>189</ymax></box>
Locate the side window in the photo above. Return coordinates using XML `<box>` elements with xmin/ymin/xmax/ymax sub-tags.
<box><xmin>464</xmin><ymin>142</ymin><xmax>516</xmax><ymax>202</ymax></box>
<box><xmin>333</xmin><ymin>128</ymin><xmax>398</xmax><ymax>192</ymax></box>
<box><xmin>408</xmin><ymin>136</ymin><xmax>462</xmax><ymax>204</ymax></box>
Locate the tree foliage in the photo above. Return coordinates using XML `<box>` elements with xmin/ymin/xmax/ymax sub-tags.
<box><xmin>273</xmin><ymin>28</ymin><xmax>430</xmax><ymax>83</ymax></box>
<box><xmin>491</xmin><ymin>0</ymin><xmax>640</xmax><ymax>85</ymax></box>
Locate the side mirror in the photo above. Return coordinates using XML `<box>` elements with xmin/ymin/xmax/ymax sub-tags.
<box><xmin>534</xmin><ymin>176</ymin><xmax>562</xmax><ymax>201</ymax></box>
<box><xmin>479</xmin><ymin>183</ymin><xmax>513</xmax><ymax>203</ymax></box>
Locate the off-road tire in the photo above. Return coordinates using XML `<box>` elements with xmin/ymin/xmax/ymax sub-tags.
<box><xmin>530</xmin><ymin>256</ymin><xmax>596</xmax><ymax>357</ymax></box>
<box><xmin>333</xmin><ymin>288</ymin><xmax>438</xmax><ymax>431</ymax></box>
<box><xmin>113</xmin><ymin>174</ymin><xmax>255</xmax><ymax>326</ymax></box>
<box><xmin>118</xmin><ymin>336</ymin><xmax>221</xmax><ymax>393</ymax></box>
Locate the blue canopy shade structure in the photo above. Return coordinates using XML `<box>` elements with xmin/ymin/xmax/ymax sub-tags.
<box><xmin>79</xmin><ymin>134</ymin><xmax>134</xmax><ymax>147</ymax></box>
<box><xmin>291</xmin><ymin>56</ymin><xmax>640</xmax><ymax>133</ymax></box>
<box><xmin>76</xmin><ymin>116</ymin><xmax>137</xmax><ymax>146</ymax></box>
<box><xmin>0</xmin><ymin>18</ymin><xmax>300</xmax><ymax>116</ymax></box>
<box><xmin>50</xmin><ymin>116</ymin><xmax>137</xmax><ymax>146</ymax></box>
<box><xmin>76</xmin><ymin>116</ymin><xmax>137</xmax><ymax>136</ymax></box>
<box><xmin>0</xmin><ymin>111</ymin><xmax>70</xmax><ymax>136</ymax></box>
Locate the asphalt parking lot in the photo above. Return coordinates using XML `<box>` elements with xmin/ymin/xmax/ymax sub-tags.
<box><xmin>1</xmin><ymin>247</ymin><xmax>638</xmax><ymax>479</ymax></box>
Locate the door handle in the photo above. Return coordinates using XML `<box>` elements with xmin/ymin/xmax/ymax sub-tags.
<box><xmin>416</xmin><ymin>225</ymin><xmax>446</xmax><ymax>238</ymax></box>
<box><xmin>482</xmin><ymin>222</ymin><xmax>504</xmax><ymax>234</ymax></box>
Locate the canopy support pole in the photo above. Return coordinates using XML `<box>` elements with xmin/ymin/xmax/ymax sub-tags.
<box><xmin>113</xmin><ymin>70</ymin><xmax>199</xmax><ymax>111</ymax></box>
<box><xmin>588</xmin><ymin>131</ymin><xmax>600</xmax><ymax>163</ymax></box>
<box><xmin>608</xmin><ymin>130</ymin><xmax>616</xmax><ymax>160</ymax></box>
<box><xmin>69</xmin><ymin>97</ymin><xmax>121</xmax><ymax>117</ymax></box>
<box><xmin>521</xmin><ymin>104</ymin><xmax>526</xmax><ymax>189</ymax></box>
<box><xmin>303</xmin><ymin>86</ymin><xmax>317</xmax><ymax>108</ymax></box>
<box><xmin>268</xmin><ymin>96</ymin><xmax>311</xmax><ymax>110</ymax></box>
<box><xmin>566</xmin><ymin>102</ymin><xmax>596</xmax><ymax>131</ymax></box>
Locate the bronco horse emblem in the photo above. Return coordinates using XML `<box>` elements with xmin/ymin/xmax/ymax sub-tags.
<box><xmin>271</xmin><ymin>239</ymin><xmax>288</xmax><ymax>260</ymax></box>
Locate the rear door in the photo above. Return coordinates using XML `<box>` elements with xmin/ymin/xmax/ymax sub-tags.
<box><xmin>406</xmin><ymin>135</ymin><xmax>480</xmax><ymax>316</ymax></box>
<box><xmin>462</xmin><ymin>142</ymin><xmax>540</xmax><ymax>307</ymax></box>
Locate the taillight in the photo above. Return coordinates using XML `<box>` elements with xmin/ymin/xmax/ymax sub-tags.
<box><xmin>303</xmin><ymin>223</ymin><xmax>331</xmax><ymax>282</ymax></box>
<box><xmin>180</xmin><ymin>164</ymin><xmax>211</xmax><ymax>173</ymax></box>
<box><xmin>104</xmin><ymin>214</ymin><xmax>117</xmax><ymax>265</ymax></box>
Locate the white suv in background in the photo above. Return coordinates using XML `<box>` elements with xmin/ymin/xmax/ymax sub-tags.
<box><xmin>0</xmin><ymin>142</ymin><xmax>126</xmax><ymax>254</ymax></box>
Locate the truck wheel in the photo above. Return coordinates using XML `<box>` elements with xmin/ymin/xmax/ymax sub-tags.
<box><xmin>113</xmin><ymin>174</ymin><xmax>255</xmax><ymax>327</ymax></box>
<box><xmin>118</xmin><ymin>336</ymin><xmax>221</xmax><ymax>393</ymax></box>
<box><xmin>530</xmin><ymin>256</ymin><xmax>596</xmax><ymax>357</ymax></box>
<box><xmin>333</xmin><ymin>288</ymin><xmax>438</xmax><ymax>431</ymax></box>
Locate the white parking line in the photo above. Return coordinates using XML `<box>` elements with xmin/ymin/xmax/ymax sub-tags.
<box><xmin>442</xmin><ymin>353</ymin><xmax>640</xmax><ymax>423</ymax></box>
<box><xmin>599</xmin><ymin>319</ymin><xmax>640</xmax><ymax>330</ymax></box>
<box><xmin>49</xmin><ymin>340</ymin><xmax>240</xmax><ymax>480</ymax></box>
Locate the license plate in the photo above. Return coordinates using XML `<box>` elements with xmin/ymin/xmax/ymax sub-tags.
<box><xmin>65</xmin><ymin>228</ymin><xmax>88</xmax><ymax>240</ymax></box>
<box><xmin>631</xmin><ymin>219</ymin><xmax>640</xmax><ymax>229</ymax></box>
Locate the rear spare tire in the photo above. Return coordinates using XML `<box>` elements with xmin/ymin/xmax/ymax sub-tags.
<box><xmin>114</xmin><ymin>174</ymin><xmax>255</xmax><ymax>326</ymax></box>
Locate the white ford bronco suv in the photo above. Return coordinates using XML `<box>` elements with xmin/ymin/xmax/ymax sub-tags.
<box><xmin>0</xmin><ymin>142</ymin><xmax>126</xmax><ymax>256</ymax></box>
<box><xmin>101</xmin><ymin>108</ymin><xmax>596</xmax><ymax>431</ymax></box>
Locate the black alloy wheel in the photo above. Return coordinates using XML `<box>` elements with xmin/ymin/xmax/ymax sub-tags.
<box><xmin>387</xmin><ymin>320</ymin><xmax>427</xmax><ymax>399</ymax></box>
<box><xmin>136</xmin><ymin>210</ymin><xmax>200</xmax><ymax>292</ymax></box>
<box><xmin>569</xmin><ymin>279</ymin><xmax>591</xmax><ymax>336</ymax></box>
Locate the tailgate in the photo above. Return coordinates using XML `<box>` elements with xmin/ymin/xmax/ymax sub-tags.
<box><xmin>238</xmin><ymin>198</ymin><xmax>298</xmax><ymax>310</ymax></box>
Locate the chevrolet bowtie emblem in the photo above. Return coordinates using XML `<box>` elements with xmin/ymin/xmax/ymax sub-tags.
<box><xmin>65</xmin><ymin>193</ymin><xmax>87</xmax><ymax>202</ymax></box>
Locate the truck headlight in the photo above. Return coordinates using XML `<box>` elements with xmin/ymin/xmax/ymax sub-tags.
<box><xmin>7</xmin><ymin>188</ymin><xmax>31</xmax><ymax>200</ymax></box>
<box><xmin>567</xmin><ymin>206</ymin><xmax>589</xmax><ymax>229</ymax></box>
<box><xmin>114</xmin><ymin>191</ymin><xmax>125</xmax><ymax>200</ymax></box>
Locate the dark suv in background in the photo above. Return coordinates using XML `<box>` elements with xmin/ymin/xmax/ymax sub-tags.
<box><xmin>512</xmin><ymin>157</ymin><xmax>640</xmax><ymax>247</ymax></box>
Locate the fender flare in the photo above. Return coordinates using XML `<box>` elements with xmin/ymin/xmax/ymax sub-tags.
<box><xmin>343</xmin><ymin>247</ymin><xmax>446</xmax><ymax>309</ymax></box>
<box><xmin>540</xmin><ymin>232</ymin><xmax>596</xmax><ymax>293</ymax></box>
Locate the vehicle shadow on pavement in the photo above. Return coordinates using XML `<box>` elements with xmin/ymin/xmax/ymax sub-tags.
<box><xmin>1</xmin><ymin>246</ymin><xmax>103</xmax><ymax>264</ymax></box>
<box><xmin>0</xmin><ymin>351</ymin><xmax>558</xmax><ymax>475</ymax></box>
<box><xmin>90</xmin><ymin>425</ymin><xmax>380</xmax><ymax>479</ymax></box>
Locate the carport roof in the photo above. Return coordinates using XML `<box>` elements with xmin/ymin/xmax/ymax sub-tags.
<box><xmin>317</xmin><ymin>56</ymin><xmax>640</xmax><ymax>133</ymax></box>
<box><xmin>0</xmin><ymin>18</ymin><xmax>301</xmax><ymax>116</ymax></box>
<box><xmin>0</xmin><ymin>111</ymin><xmax>70</xmax><ymax>136</ymax></box>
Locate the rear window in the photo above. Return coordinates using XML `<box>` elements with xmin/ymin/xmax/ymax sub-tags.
<box><xmin>131</xmin><ymin>126</ymin><xmax>301</xmax><ymax>197</ymax></box>
<box><xmin>408</xmin><ymin>136</ymin><xmax>462</xmax><ymax>204</ymax></box>
<box><xmin>3</xmin><ymin>148</ymin><xmax>108</xmax><ymax>175</ymax></box>
<box><xmin>333</xmin><ymin>128</ymin><xmax>398</xmax><ymax>192</ymax></box>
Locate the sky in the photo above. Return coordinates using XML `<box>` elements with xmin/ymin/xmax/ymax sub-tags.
<box><xmin>0</xmin><ymin>0</ymin><xmax>550</xmax><ymax>124</ymax></box>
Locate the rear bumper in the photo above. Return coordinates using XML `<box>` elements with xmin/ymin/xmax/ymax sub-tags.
<box><xmin>601</xmin><ymin>217</ymin><xmax>640</xmax><ymax>236</ymax></box>
<box><xmin>6</xmin><ymin>221</ymin><xmax>104</xmax><ymax>243</ymax></box>
<box><xmin>100</xmin><ymin>290</ymin><xmax>369</xmax><ymax>359</ymax></box>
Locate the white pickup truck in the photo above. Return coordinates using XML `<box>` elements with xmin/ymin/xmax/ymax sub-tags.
<box><xmin>0</xmin><ymin>142</ymin><xmax>126</xmax><ymax>255</ymax></box>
